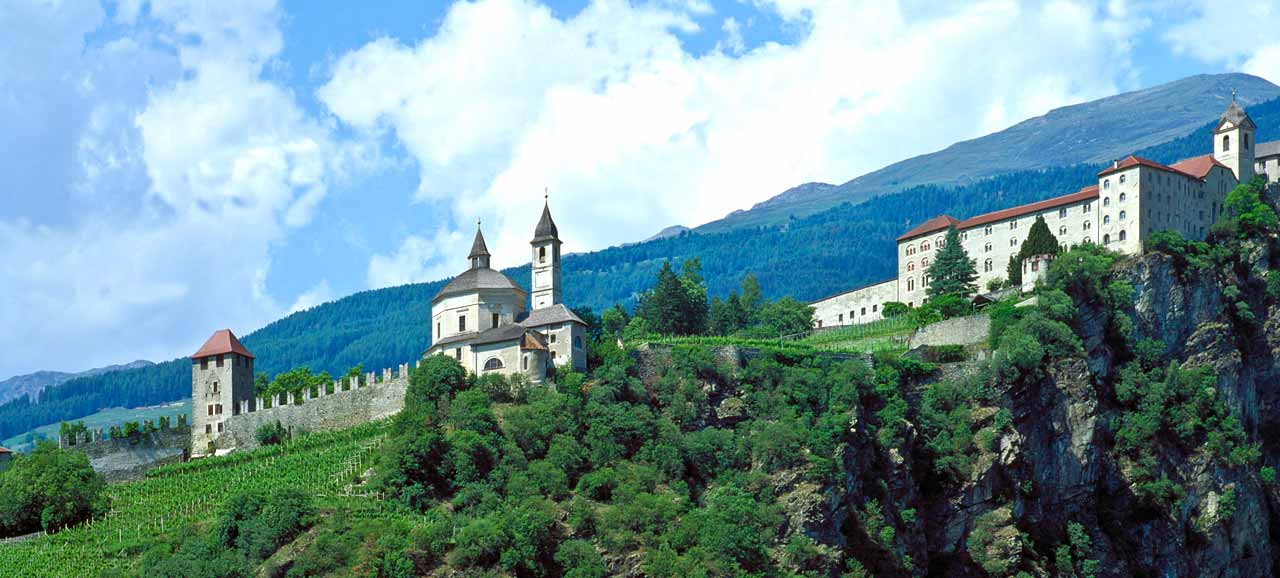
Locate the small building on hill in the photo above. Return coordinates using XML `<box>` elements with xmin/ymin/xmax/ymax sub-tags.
<box><xmin>191</xmin><ymin>329</ymin><xmax>255</xmax><ymax>456</ymax></box>
<box><xmin>426</xmin><ymin>199</ymin><xmax>588</xmax><ymax>380</ymax></box>
<box><xmin>812</xmin><ymin>96</ymin><xmax>1268</xmax><ymax>328</ymax></box>
<box><xmin>0</xmin><ymin>445</ymin><xmax>12</xmax><ymax>471</ymax></box>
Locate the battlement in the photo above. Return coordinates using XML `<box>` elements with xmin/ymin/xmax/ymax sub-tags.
<box><xmin>212</xmin><ymin>359</ymin><xmax>420</xmax><ymax>452</ymax></box>
<box><xmin>59</xmin><ymin>414</ymin><xmax>190</xmax><ymax>450</ymax></box>
<box><xmin>59</xmin><ymin>416</ymin><xmax>191</xmax><ymax>483</ymax></box>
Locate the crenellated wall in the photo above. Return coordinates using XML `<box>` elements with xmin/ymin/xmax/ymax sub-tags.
<box><xmin>60</xmin><ymin>418</ymin><xmax>191</xmax><ymax>483</ymax></box>
<box><xmin>215</xmin><ymin>361</ymin><xmax>416</xmax><ymax>452</ymax></box>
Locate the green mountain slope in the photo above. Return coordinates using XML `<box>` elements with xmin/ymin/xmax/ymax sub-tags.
<box><xmin>698</xmin><ymin>72</ymin><xmax>1280</xmax><ymax>233</ymax></box>
<box><xmin>7</xmin><ymin>76</ymin><xmax>1280</xmax><ymax>442</ymax></box>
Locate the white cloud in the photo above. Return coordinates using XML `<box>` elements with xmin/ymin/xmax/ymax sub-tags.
<box><xmin>367</xmin><ymin>228</ymin><xmax>466</xmax><ymax>289</ymax></box>
<box><xmin>321</xmin><ymin>0</ymin><xmax>1145</xmax><ymax>274</ymax></box>
<box><xmin>289</xmin><ymin>280</ymin><xmax>335</xmax><ymax>314</ymax></box>
<box><xmin>0</xmin><ymin>0</ymin><xmax>351</xmax><ymax>376</ymax></box>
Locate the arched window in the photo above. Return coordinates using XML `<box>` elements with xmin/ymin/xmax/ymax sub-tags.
<box><xmin>921</xmin><ymin>242</ymin><xmax>930</xmax><ymax>251</ymax></box>
<box><xmin>983</xmin><ymin>259</ymin><xmax>993</xmax><ymax>273</ymax></box>
<box><xmin>1059</xmin><ymin>226</ymin><xmax>1067</xmax><ymax>236</ymax></box>
<box><xmin>1103</xmin><ymin>196</ymin><xmax>1111</xmax><ymax>207</ymax></box>
<box><xmin>984</xmin><ymin>225</ymin><xmax>992</xmax><ymax>236</ymax></box>
<box><xmin>906</xmin><ymin>245</ymin><xmax>916</xmax><ymax>256</ymax></box>
<box><xmin>1119</xmin><ymin>230</ymin><xmax>1127</xmax><ymax>241</ymax></box>
<box><xmin>483</xmin><ymin>358</ymin><xmax>504</xmax><ymax>371</ymax></box>
<box><xmin>1084</xmin><ymin>221</ymin><xmax>1091</xmax><ymax>230</ymax></box>
<box><xmin>1119</xmin><ymin>210</ymin><xmax>1127</xmax><ymax>221</ymax></box>
<box><xmin>1103</xmin><ymin>179</ymin><xmax>1110</xmax><ymax>190</ymax></box>
<box><xmin>921</xmin><ymin>257</ymin><xmax>930</xmax><ymax>269</ymax></box>
<box><xmin>539</xmin><ymin>246</ymin><xmax>547</xmax><ymax>263</ymax></box>
<box><xmin>1010</xmin><ymin>238</ymin><xmax>1018</xmax><ymax>247</ymax></box>
<box><xmin>984</xmin><ymin>243</ymin><xmax>992</xmax><ymax>253</ymax></box>
<box><xmin>907</xmin><ymin>262</ymin><xmax>915</xmax><ymax>272</ymax></box>
<box><xmin>522</xmin><ymin>355</ymin><xmax>528</xmax><ymax>371</ymax></box>
<box><xmin>936</xmin><ymin>236</ymin><xmax>945</xmax><ymax>247</ymax></box>
<box><xmin>1119</xmin><ymin>174</ymin><xmax>1126</xmax><ymax>184</ymax></box>
<box><xmin>1119</xmin><ymin>192</ymin><xmax>1126</xmax><ymax>202</ymax></box>
<box><xmin>1103</xmin><ymin>215</ymin><xmax>1111</xmax><ymax>224</ymax></box>
<box><xmin>1223</xmin><ymin>134</ymin><xmax>1230</xmax><ymax>152</ymax></box>
<box><xmin>1103</xmin><ymin>233</ymin><xmax>1111</xmax><ymax>245</ymax></box>
<box><xmin>907</xmin><ymin>278</ymin><xmax>915</xmax><ymax>291</ymax></box>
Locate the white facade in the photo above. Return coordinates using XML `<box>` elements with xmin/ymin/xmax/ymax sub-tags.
<box><xmin>812</xmin><ymin>100</ymin><xmax>1256</xmax><ymax>329</ymax></box>
<box><xmin>431</xmin><ymin>289</ymin><xmax>526</xmax><ymax>345</ymax></box>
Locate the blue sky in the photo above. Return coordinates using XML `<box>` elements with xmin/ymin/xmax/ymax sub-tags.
<box><xmin>1</xmin><ymin>0</ymin><xmax>1279</xmax><ymax>378</ymax></box>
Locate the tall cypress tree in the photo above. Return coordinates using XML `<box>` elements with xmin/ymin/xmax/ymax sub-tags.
<box><xmin>1009</xmin><ymin>215</ymin><xmax>1062</xmax><ymax>287</ymax></box>
<box><xmin>926</xmin><ymin>226</ymin><xmax>978</xmax><ymax>299</ymax></box>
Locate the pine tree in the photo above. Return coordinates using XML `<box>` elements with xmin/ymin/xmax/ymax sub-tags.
<box><xmin>926</xmin><ymin>226</ymin><xmax>978</xmax><ymax>299</ymax></box>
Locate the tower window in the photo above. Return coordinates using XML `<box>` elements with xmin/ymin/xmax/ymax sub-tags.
<box><xmin>921</xmin><ymin>242</ymin><xmax>930</xmax><ymax>251</ymax></box>
<box><xmin>522</xmin><ymin>355</ymin><xmax>528</xmax><ymax>370</ymax></box>
<box><xmin>458</xmin><ymin>315</ymin><xmax>467</xmax><ymax>332</ymax></box>
<box><xmin>200</xmin><ymin>357</ymin><xmax>208</xmax><ymax>370</ymax></box>
<box><xmin>216</xmin><ymin>355</ymin><xmax>224</xmax><ymax>368</ymax></box>
<box><xmin>1223</xmin><ymin>134</ymin><xmax>1230</xmax><ymax>152</ymax></box>
<box><xmin>1245</xmin><ymin>133</ymin><xmax>1250</xmax><ymax>150</ymax></box>
<box><xmin>492</xmin><ymin>313</ymin><xmax>500</xmax><ymax>329</ymax></box>
<box><xmin>907</xmin><ymin>262</ymin><xmax>915</xmax><ymax>272</ymax></box>
<box><xmin>539</xmin><ymin>246</ymin><xmax>547</xmax><ymax>263</ymax></box>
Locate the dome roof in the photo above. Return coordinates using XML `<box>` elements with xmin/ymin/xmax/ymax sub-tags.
<box><xmin>433</xmin><ymin>267</ymin><xmax>524</xmax><ymax>302</ymax></box>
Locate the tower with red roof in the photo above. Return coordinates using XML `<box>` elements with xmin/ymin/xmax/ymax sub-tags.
<box><xmin>190</xmin><ymin>329</ymin><xmax>255</xmax><ymax>455</ymax></box>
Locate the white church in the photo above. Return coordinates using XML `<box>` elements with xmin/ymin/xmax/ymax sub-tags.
<box><xmin>425</xmin><ymin>200</ymin><xmax>588</xmax><ymax>382</ymax></box>
<box><xmin>812</xmin><ymin>96</ymin><xmax>1280</xmax><ymax>328</ymax></box>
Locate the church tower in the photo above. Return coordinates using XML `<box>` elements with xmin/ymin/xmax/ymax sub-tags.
<box><xmin>530</xmin><ymin>196</ymin><xmax>562</xmax><ymax>310</ymax></box>
<box><xmin>1214</xmin><ymin>91</ymin><xmax>1256</xmax><ymax>183</ymax></box>
<box><xmin>469</xmin><ymin>224</ymin><xmax>491</xmax><ymax>270</ymax></box>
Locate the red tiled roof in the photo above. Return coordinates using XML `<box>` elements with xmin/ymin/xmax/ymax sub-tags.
<box><xmin>0</xmin><ymin>446</ymin><xmax>11</xmax><ymax>455</ymax></box>
<box><xmin>1169</xmin><ymin>154</ymin><xmax>1231</xmax><ymax>179</ymax></box>
<box><xmin>898</xmin><ymin>186</ymin><xmax>1100</xmax><ymax>243</ymax></box>
<box><xmin>956</xmin><ymin>185</ymin><xmax>1099</xmax><ymax>230</ymax></box>
<box><xmin>896</xmin><ymin>215</ymin><xmax>960</xmax><ymax>242</ymax></box>
<box><xmin>1098</xmin><ymin>155</ymin><xmax>1200</xmax><ymax>180</ymax></box>
<box><xmin>520</xmin><ymin>332</ymin><xmax>548</xmax><ymax>351</ymax></box>
<box><xmin>192</xmin><ymin>329</ymin><xmax>254</xmax><ymax>360</ymax></box>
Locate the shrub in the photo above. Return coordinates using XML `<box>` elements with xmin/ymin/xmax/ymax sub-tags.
<box><xmin>881</xmin><ymin>302</ymin><xmax>909</xmax><ymax>318</ymax></box>
<box><xmin>0</xmin><ymin>441</ymin><xmax>107</xmax><ymax>536</ymax></box>
<box><xmin>254</xmin><ymin>421</ymin><xmax>288</xmax><ymax>446</ymax></box>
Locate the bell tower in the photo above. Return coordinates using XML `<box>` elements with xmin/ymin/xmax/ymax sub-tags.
<box><xmin>1214</xmin><ymin>89</ymin><xmax>1256</xmax><ymax>183</ymax></box>
<box><xmin>530</xmin><ymin>192</ymin><xmax>562</xmax><ymax>310</ymax></box>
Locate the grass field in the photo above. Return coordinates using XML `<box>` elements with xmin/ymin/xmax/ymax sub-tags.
<box><xmin>0</xmin><ymin>420</ymin><xmax>394</xmax><ymax>578</ymax></box>
<box><xmin>2</xmin><ymin>401</ymin><xmax>192</xmax><ymax>454</ymax></box>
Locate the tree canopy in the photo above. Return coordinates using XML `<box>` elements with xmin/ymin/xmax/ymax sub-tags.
<box><xmin>926</xmin><ymin>226</ymin><xmax>978</xmax><ymax>299</ymax></box>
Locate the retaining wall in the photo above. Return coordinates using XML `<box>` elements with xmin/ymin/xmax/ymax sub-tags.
<box><xmin>907</xmin><ymin>313</ymin><xmax>991</xmax><ymax>349</ymax></box>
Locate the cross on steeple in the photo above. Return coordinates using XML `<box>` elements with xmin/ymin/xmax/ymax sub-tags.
<box><xmin>1232</xmin><ymin>87</ymin><xmax>1237</xmax><ymax>103</ymax></box>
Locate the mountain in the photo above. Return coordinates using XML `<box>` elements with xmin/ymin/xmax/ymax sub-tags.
<box><xmin>642</xmin><ymin>225</ymin><xmax>691</xmax><ymax>242</ymax></box>
<box><xmin>6</xmin><ymin>74</ymin><xmax>1280</xmax><ymax>441</ymax></box>
<box><xmin>697</xmin><ymin>72</ymin><xmax>1280</xmax><ymax>233</ymax></box>
<box><xmin>0</xmin><ymin>360</ymin><xmax>152</xmax><ymax>406</ymax></box>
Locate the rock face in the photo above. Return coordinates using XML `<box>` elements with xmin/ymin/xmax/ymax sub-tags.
<box><xmin>631</xmin><ymin>251</ymin><xmax>1280</xmax><ymax>577</ymax></box>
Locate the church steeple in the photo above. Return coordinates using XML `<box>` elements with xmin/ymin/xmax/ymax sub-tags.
<box><xmin>469</xmin><ymin>222</ymin><xmax>491</xmax><ymax>270</ymax></box>
<box><xmin>530</xmin><ymin>191</ymin><xmax>562</xmax><ymax>310</ymax></box>
<box><xmin>1214</xmin><ymin>90</ymin><xmax>1256</xmax><ymax>182</ymax></box>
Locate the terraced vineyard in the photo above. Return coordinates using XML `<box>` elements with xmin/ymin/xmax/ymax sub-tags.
<box><xmin>0</xmin><ymin>421</ymin><xmax>390</xmax><ymax>578</ymax></box>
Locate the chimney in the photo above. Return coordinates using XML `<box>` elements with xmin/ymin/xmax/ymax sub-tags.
<box><xmin>1112</xmin><ymin>159</ymin><xmax>1119</xmax><ymax>169</ymax></box>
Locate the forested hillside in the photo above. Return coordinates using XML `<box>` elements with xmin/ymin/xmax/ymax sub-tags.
<box><xmin>6</xmin><ymin>93</ymin><xmax>1280</xmax><ymax>443</ymax></box>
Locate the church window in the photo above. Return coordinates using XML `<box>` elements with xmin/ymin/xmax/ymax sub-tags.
<box><xmin>1119</xmin><ymin>193</ymin><xmax>1126</xmax><ymax>203</ymax></box>
<box><xmin>921</xmin><ymin>257</ymin><xmax>929</xmax><ymax>267</ymax></box>
<box><xmin>458</xmin><ymin>315</ymin><xmax>467</xmax><ymax>332</ymax></box>
<box><xmin>1119</xmin><ymin>210</ymin><xmax>1127</xmax><ymax>221</ymax></box>
<box><xmin>212</xmin><ymin>382</ymin><xmax>219</xmax><ymax>393</ymax></box>
<box><xmin>983</xmin><ymin>259</ymin><xmax>993</xmax><ymax>273</ymax></box>
<box><xmin>1103</xmin><ymin>234</ymin><xmax>1111</xmax><ymax>245</ymax></box>
<box><xmin>522</xmin><ymin>356</ymin><xmax>528</xmax><ymax>371</ymax></box>
<box><xmin>1059</xmin><ymin>208</ymin><xmax>1067</xmax><ymax>219</ymax></box>
<box><xmin>483</xmin><ymin>358</ymin><xmax>504</xmax><ymax>371</ymax></box>
<box><xmin>984</xmin><ymin>243</ymin><xmax>992</xmax><ymax>253</ymax></box>
<box><xmin>1103</xmin><ymin>197</ymin><xmax>1110</xmax><ymax>207</ymax></box>
<box><xmin>1223</xmin><ymin>134</ymin><xmax>1230</xmax><ymax>152</ymax></box>
<box><xmin>1103</xmin><ymin>179</ymin><xmax>1110</xmax><ymax>190</ymax></box>
<box><xmin>1104</xmin><ymin>215</ymin><xmax>1110</xmax><ymax>224</ymax></box>
<box><xmin>492</xmin><ymin>313</ymin><xmax>500</xmax><ymax>329</ymax></box>
<box><xmin>1119</xmin><ymin>230</ymin><xmax>1127</xmax><ymax>242</ymax></box>
<box><xmin>1059</xmin><ymin>226</ymin><xmax>1067</xmax><ymax>236</ymax></box>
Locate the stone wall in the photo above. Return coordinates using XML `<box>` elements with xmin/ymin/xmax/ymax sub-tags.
<box><xmin>218</xmin><ymin>371</ymin><xmax>410</xmax><ymax>452</ymax></box>
<box><xmin>67</xmin><ymin>427</ymin><xmax>190</xmax><ymax>483</ymax></box>
<box><xmin>907</xmin><ymin>313</ymin><xmax>991</xmax><ymax>349</ymax></box>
